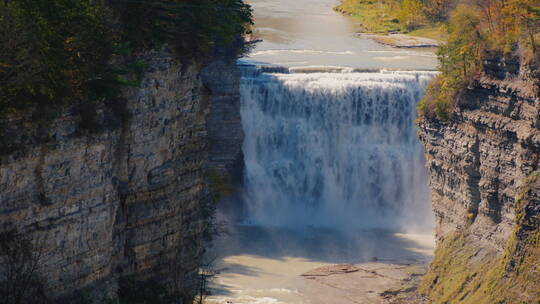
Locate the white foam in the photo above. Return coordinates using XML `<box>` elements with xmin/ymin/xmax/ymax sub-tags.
<box><xmin>240</xmin><ymin>69</ymin><xmax>436</xmax><ymax>232</ymax></box>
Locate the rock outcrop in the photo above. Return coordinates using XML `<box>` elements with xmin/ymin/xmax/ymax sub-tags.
<box><xmin>417</xmin><ymin>70</ymin><xmax>540</xmax><ymax>303</ymax></box>
<box><xmin>0</xmin><ymin>48</ymin><xmax>243</xmax><ymax>303</ymax></box>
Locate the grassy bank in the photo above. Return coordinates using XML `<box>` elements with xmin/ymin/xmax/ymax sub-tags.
<box><xmin>334</xmin><ymin>0</ymin><xmax>446</xmax><ymax>41</ymax></box>
<box><xmin>335</xmin><ymin>0</ymin><xmax>401</xmax><ymax>33</ymax></box>
<box><xmin>419</xmin><ymin>172</ymin><xmax>540</xmax><ymax>303</ymax></box>
<box><xmin>408</xmin><ymin>25</ymin><xmax>447</xmax><ymax>41</ymax></box>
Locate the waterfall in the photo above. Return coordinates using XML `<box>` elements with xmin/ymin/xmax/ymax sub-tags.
<box><xmin>240</xmin><ymin>67</ymin><xmax>437</xmax><ymax>231</ymax></box>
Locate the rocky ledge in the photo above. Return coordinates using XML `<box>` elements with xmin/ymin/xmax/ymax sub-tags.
<box><xmin>417</xmin><ymin>73</ymin><xmax>540</xmax><ymax>303</ymax></box>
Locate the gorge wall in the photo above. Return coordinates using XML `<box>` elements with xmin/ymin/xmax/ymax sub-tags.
<box><xmin>203</xmin><ymin>60</ymin><xmax>244</xmax><ymax>184</ymax></box>
<box><xmin>0</xmin><ymin>48</ymin><xmax>243</xmax><ymax>303</ymax></box>
<box><xmin>418</xmin><ymin>67</ymin><xmax>540</xmax><ymax>303</ymax></box>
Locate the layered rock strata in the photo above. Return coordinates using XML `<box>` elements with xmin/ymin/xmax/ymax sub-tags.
<box><xmin>202</xmin><ymin>59</ymin><xmax>244</xmax><ymax>183</ymax></box>
<box><xmin>0</xmin><ymin>48</ymin><xmax>243</xmax><ymax>302</ymax></box>
<box><xmin>419</xmin><ymin>79</ymin><xmax>539</xmax><ymax>248</ymax></box>
<box><xmin>418</xmin><ymin>71</ymin><xmax>540</xmax><ymax>303</ymax></box>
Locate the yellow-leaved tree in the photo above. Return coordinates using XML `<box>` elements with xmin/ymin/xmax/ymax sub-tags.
<box><xmin>397</xmin><ymin>0</ymin><xmax>426</xmax><ymax>30</ymax></box>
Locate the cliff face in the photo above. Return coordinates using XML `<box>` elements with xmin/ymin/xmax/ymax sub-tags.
<box><xmin>202</xmin><ymin>60</ymin><xmax>244</xmax><ymax>183</ymax></box>
<box><xmin>418</xmin><ymin>73</ymin><xmax>540</xmax><ymax>303</ymax></box>
<box><xmin>0</xmin><ymin>49</ymin><xmax>243</xmax><ymax>302</ymax></box>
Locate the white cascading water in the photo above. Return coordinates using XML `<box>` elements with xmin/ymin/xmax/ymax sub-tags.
<box><xmin>240</xmin><ymin>67</ymin><xmax>437</xmax><ymax>231</ymax></box>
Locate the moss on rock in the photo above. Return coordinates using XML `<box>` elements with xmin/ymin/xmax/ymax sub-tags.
<box><xmin>421</xmin><ymin>172</ymin><xmax>540</xmax><ymax>304</ymax></box>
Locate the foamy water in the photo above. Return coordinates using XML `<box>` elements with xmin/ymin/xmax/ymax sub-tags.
<box><xmin>241</xmin><ymin>70</ymin><xmax>436</xmax><ymax>231</ymax></box>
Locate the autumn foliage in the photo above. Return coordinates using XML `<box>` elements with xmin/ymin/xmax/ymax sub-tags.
<box><xmin>419</xmin><ymin>0</ymin><xmax>540</xmax><ymax>119</ymax></box>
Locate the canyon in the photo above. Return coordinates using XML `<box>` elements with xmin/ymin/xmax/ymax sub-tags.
<box><xmin>1</xmin><ymin>0</ymin><xmax>538</xmax><ymax>303</ymax></box>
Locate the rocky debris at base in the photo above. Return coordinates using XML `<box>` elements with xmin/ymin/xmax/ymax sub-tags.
<box><xmin>299</xmin><ymin>262</ymin><xmax>428</xmax><ymax>304</ymax></box>
<box><xmin>301</xmin><ymin>264</ymin><xmax>359</xmax><ymax>277</ymax></box>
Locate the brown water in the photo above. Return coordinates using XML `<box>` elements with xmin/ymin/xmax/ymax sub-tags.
<box><xmin>242</xmin><ymin>0</ymin><xmax>438</xmax><ymax>69</ymax></box>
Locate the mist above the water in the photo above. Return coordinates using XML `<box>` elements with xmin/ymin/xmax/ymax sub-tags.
<box><xmin>239</xmin><ymin>69</ymin><xmax>436</xmax><ymax>233</ymax></box>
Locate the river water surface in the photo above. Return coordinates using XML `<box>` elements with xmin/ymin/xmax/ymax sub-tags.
<box><xmin>206</xmin><ymin>1</ymin><xmax>437</xmax><ymax>303</ymax></box>
<box><xmin>241</xmin><ymin>0</ymin><xmax>437</xmax><ymax>69</ymax></box>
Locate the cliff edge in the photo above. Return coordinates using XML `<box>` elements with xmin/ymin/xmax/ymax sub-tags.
<box><xmin>417</xmin><ymin>64</ymin><xmax>540</xmax><ymax>303</ymax></box>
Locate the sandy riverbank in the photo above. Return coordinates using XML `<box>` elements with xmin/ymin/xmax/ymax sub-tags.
<box><xmin>300</xmin><ymin>262</ymin><xmax>427</xmax><ymax>304</ymax></box>
<box><xmin>205</xmin><ymin>226</ymin><xmax>434</xmax><ymax>304</ymax></box>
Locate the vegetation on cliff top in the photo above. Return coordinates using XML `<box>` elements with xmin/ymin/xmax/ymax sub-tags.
<box><xmin>420</xmin><ymin>172</ymin><xmax>540</xmax><ymax>303</ymax></box>
<box><xmin>336</xmin><ymin>0</ymin><xmax>539</xmax><ymax>120</ymax></box>
<box><xmin>417</xmin><ymin>0</ymin><xmax>540</xmax><ymax>120</ymax></box>
<box><xmin>0</xmin><ymin>0</ymin><xmax>252</xmax><ymax>126</ymax></box>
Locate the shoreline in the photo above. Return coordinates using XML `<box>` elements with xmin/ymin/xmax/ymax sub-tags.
<box><xmin>357</xmin><ymin>33</ymin><xmax>440</xmax><ymax>49</ymax></box>
<box><xmin>205</xmin><ymin>227</ymin><xmax>435</xmax><ymax>304</ymax></box>
<box><xmin>299</xmin><ymin>261</ymin><xmax>429</xmax><ymax>304</ymax></box>
<box><xmin>206</xmin><ymin>256</ymin><xmax>430</xmax><ymax>304</ymax></box>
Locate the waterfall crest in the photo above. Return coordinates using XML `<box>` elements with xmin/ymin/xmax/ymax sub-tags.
<box><xmin>240</xmin><ymin>68</ymin><xmax>437</xmax><ymax>231</ymax></box>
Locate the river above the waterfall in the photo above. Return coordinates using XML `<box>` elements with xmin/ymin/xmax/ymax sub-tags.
<box><xmin>242</xmin><ymin>0</ymin><xmax>438</xmax><ymax>69</ymax></box>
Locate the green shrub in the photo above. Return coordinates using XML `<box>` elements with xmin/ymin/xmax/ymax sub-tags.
<box><xmin>418</xmin><ymin>73</ymin><xmax>467</xmax><ymax>120</ymax></box>
<box><xmin>419</xmin><ymin>5</ymin><xmax>487</xmax><ymax>120</ymax></box>
<box><xmin>397</xmin><ymin>0</ymin><xmax>426</xmax><ymax>31</ymax></box>
<box><xmin>0</xmin><ymin>0</ymin><xmax>115</xmax><ymax>114</ymax></box>
<box><xmin>111</xmin><ymin>0</ymin><xmax>252</xmax><ymax>60</ymax></box>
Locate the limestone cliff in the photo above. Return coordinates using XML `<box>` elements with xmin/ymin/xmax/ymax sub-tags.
<box><xmin>0</xmin><ymin>48</ymin><xmax>243</xmax><ymax>303</ymax></box>
<box><xmin>417</xmin><ymin>65</ymin><xmax>540</xmax><ymax>303</ymax></box>
<box><xmin>202</xmin><ymin>60</ymin><xmax>244</xmax><ymax>184</ymax></box>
